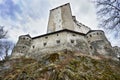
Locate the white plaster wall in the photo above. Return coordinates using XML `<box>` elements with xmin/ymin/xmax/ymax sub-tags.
<box><xmin>30</xmin><ymin>32</ymin><xmax>67</xmax><ymax>53</ymax></box>
<box><xmin>26</xmin><ymin>31</ymin><xmax>92</xmax><ymax>58</ymax></box>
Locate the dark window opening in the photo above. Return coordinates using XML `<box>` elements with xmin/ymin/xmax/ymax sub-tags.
<box><xmin>90</xmin><ymin>35</ymin><xmax>92</xmax><ymax>37</ymax></box>
<box><xmin>56</xmin><ymin>40</ymin><xmax>60</xmax><ymax>44</ymax></box>
<box><xmin>73</xmin><ymin>34</ymin><xmax>76</xmax><ymax>36</ymax></box>
<box><xmin>44</xmin><ymin>43</ymin><xmax>47</xmax><ymax>46</ymax></box>
<box><xmin>88</xmin><ymin>41</ymin><xmax>90</xmax><ymax>43</ymax></box>
<box><xmin>90</xmin><ymin>46</ymin><xmax>92</xmax><ymax>49</ymax></box>
<box><xmin>71</xmin><ymin>40</ymin><xmax>74</xmax><ymax>43</ymax></box>
<box><xmin>23</xmin><ymin>46</ymin><xmax>25</xmax><ymax>48</ymax></box>
<box><xmin>23</xmin><ymin>37</ymin><xmax>25</xmax><ymax>40</ymax></box>
<box><xmin>97</xmin><ymin>33</ymin><xmax>99</xmax><ymax>35</ymax></box>
<box><xmin>57</xmin><ymin>34</ymin><xmax>59</xmax><ymax>36</ymax></box>
<box><xmin>45</xmin><ymin>36</ymin><xmax>48</xmax><ymax>39</ymax></box>
<box><xmin>33</xmin><ymin>46</ymin><xmax>35</xmax><ymax>48</ymax></box>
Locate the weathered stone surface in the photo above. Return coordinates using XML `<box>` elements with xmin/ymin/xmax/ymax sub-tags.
<box><xmin>1</xmin><ymin>52</ymin><xmax>120</xmax><ymax>80</ymax></box>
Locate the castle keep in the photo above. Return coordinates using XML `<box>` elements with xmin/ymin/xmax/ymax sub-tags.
<box><xmin>11</xmin><ymin>3</ymin><xmax>115</xmax><ymax>59</ymax></box>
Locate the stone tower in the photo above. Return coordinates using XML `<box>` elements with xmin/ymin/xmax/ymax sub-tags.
<box><xmin>11</xmin><ymin>34</ymin><xmax>32</xmax><ymax>58</ymax></box>
<box><xmin>47</xmin><ymin>3</ymin><xmax>91</xmax><ymax>34</ymax></box>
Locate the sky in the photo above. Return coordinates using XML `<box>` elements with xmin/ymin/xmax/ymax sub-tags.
<box><xmin>0</xmin><ymin>0</ymin><xmax>119</xmax><ymax>47</ymax></box>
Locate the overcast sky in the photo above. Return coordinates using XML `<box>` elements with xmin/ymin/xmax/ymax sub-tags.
<box><xmin>0</xmin><ymin>0</ymin><xmax>119</xmax><ymax>46</ymax></box>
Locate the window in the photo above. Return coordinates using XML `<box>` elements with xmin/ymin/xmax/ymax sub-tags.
<box><xmin>71</xmin><ymin>40</ymin><xmax>74</xmax><ymax>43</ymax></box>
<box><xmin>44</xmin><ymin>43</ymin><xmax>47</xmax><ymax>46</ymax></box>
<box><xmin>23</xmin><ymin>37</ymin><xmax>25</xmax><ymax>40</ymax></box>
<box><xmin>56</xmin><ymin>40</ymin><xmax>60</xmax><ymax>44</ymax></box>
<box><xmin>45</xmin><ymin>36</ymin><xmax>48</xmax><ymax>39</ymax></box>
<box><xmin>57</xmin><ymin>34</ymin><xmax>59</xmax><ymax>36</ymax></box>
<box><xmin>33</xmin><ymin>46</ymin><xmax>35</xmax><ymax>48</ymax></box>
<box><xmin>97</xmin><ymin>33</ymin><xmax>99</xmax><ymax>35</ymax></box>
<box><xmin>90</xmin><ymin>35</ymin><xmax>92</xmax><ymax>37</ymax></box>
<box><xmin>23</xmin><ymin>46</ymin><xmax>25</xmax><ymax>48</ymax></box>
<box><xmin>90</xmin><ymin>46</ymin><xmax>92</xmax><ymax>49</ymax></box>
<box><xmin>72</xmin><ymin>34</ymin><xmax>76</xmax><ymax>36</ymax></box>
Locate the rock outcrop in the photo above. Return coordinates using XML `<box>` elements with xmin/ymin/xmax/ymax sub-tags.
<box><xmin>1</xmin><ymin>51</ymin><xmax>120</xmax><ymax>80</ymax></box>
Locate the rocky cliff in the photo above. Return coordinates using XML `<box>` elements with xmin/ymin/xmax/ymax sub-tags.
<box><xmin>0</xmin><ymin>51</ymin><xmax>120</xmax><ymax>80</ymax></box>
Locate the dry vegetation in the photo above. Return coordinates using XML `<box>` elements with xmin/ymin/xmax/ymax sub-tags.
<box><xmin>0</xmin><ymin>51</ymin><xmax>120</xmax><ymax>80</ymax></box>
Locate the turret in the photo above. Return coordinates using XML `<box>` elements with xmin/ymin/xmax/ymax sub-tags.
<box><xmin>11</xmin><ymin>34</ymin><xmax>32</xmax><ymax>58</ymax></box>
<box><xmin>86</xmin><ymin>30</ymin><xmax>114</xmax><ymax>56</ymax></box>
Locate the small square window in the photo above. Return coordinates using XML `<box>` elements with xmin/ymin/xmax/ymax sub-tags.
<box><xmin>57</xmin><ymin>34</ymin><xmax>59</xmax><ymax>36</ymax></box>
<box><xmin>56</xmin><ymin>40</ymin><xmax>60</xmax><ymax>44</ymax></box>
<box><xmin>72</xmin><ymin>34</ymin><xmax>76</xmax><ymax>36</ymax></box>
<box><xmin>90</xmin><ymin>46</ymin><xmax>92</xmax><ymax>49</ymax></box>
<box><xmin>23</xmin><ymin>37</ymin><xmax>25</xmax><ymax>40</ymax></box>
<box><xmin>33</xmin><ymin>46</ymin><xmax>35</xmax><ymax>48</ymax></box>
<box><xmin>71</xmin><ymin>40</ymin><xmax>74</xmax><ymax>43</ymax></box>
<box><xmin>44</xmin><ymin>43</ymin><xmax>47</xmax><ymax>46</ymax></box>
<box><xmin>90</xmin><ymin>35</ymin><xmax>92</xmax><ymax>37</ymax></box>
<box><xmin>45</xmin><ymin>36</ymin><xmax>48</xmax><ymax>39</ymax></box>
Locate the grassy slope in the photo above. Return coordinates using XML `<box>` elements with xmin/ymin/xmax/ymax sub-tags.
<box><xmin>0</xmin><ymin>52</ymin><xmax>120</xmax><ymax>80</ymax></box>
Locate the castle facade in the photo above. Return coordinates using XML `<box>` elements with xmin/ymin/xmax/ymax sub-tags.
<box><xmin>11</xmin><ymin>3</ymin><xmax>116</xmax><ymax>59</ymax></box>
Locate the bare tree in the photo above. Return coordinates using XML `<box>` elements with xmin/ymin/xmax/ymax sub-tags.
<box><xmin>94</xmin><ymin>0</ymin><xmax>120</xmax><ymax>33</ymax></box>
<box><xmin>0</xmin><ymin>26</ymin><xmax>7</xmax><ymax>39</ymax></box>
<box><xmin>3</xmin><ymin>41</ymin><xmax>14</xmax><ymax>60</ymax></box>
<box><xmin>0</xmin><ymin>26</ymin><xmax>14</xmax><ymax>60</ymax></box>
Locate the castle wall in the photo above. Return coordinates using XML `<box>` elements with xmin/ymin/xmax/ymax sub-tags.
<box><xmin>11</xmin><ymin>35</ymin><xmax>32</xmax><ymax>58</ymax></box>
<box><xmin>86</xmin><ymin>31</ymin><xmax>114</xmax><ymax>56</ymax></box>
<box><xmin>26</xmin><ymin>31</ymin><xmax>91</xmax><ymax>59</ymax></box>
<box><xmin>28</xmin><ymin>32</ymin><xmax>68</xmax><ymax>57</ymax></box>
<box><xmin>66</xmin><ymin>32</ymin><xmax>90</xmax><ymax>54</ymax></box>
<box><xmin>74</xmin><ymin>22</ymin><xmax>91</xmax><ymax>34</ymax></box>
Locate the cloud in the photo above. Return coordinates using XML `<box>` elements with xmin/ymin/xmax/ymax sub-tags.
<box><xmin>0</xmin><ymin>0</ymin><xmax>21</xmax><ymax>20</ymax></box>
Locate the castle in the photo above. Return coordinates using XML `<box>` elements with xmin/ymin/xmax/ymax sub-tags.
<box><xmin>11</xmin><ymin>3</ymin><xmax>118</xmax><ymax>59</ymax></box>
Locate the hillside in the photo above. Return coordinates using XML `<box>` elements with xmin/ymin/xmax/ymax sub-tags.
<box><xmin>0</xmin><ymin>51</ymin><xmax>120</xmax><ymax>80</ymax></box>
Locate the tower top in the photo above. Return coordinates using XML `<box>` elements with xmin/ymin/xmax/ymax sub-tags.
<box><xmin>47</xmin><ymin>3</ymin><xmax>90</xmax><ymax>34</ymax></box>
